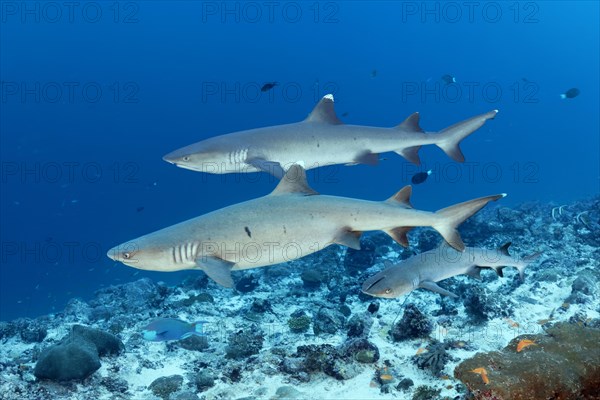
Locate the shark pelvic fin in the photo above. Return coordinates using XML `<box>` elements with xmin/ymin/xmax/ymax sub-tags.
<box><xmin>270</xmin><ymin>164</ymin><xmax>319</xmax><ymax>196</ymax></box>
<box><xmin>384</xmin><ymin>226</ymin><xmax>413</xmax><ymax>247</ymax></box>
<box><xmin>396</xmin><ymin>112</ymin><xmax>425</xmax><ymax>132</ymax></box>
<box><xmin>352</xmin><ymin>151</ymin><xmax>379</xmax><ymax>166</ymax></box>
<box><xmin>419</xmin><ymin>280</ymin><xmax>458</xmax><ymax>298</ymax></box>
<box><xmin>333</xmin><ymin>229</ymin><xmax>362</xmax><ymax>250</ymax></box>
<box><xmin>304</xmin><ymin>94</ymin><xmax>343</xmax><ymax>125</ymax></box>
<box><xmin>465</xmin><ymin>265</ymin><xmax>482</xmax><ymax>280</ymax></box>
<box><xmin>197</xmin><ymin>256</ymin><xmax>235</xmax><ymax>287</ymax></box>
<box><xmin>385</xmin><ymin>185</ymin><xmax>413</xmax><ymax>208</ymax></box>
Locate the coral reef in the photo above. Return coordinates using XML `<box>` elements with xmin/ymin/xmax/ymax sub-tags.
<box><xmin>455</xmin><ymin>322</ymin><xmax>600</xmax><ymax>399</ymax></box>
<box><xmin>390</xmin><ymin>304</ymin><xmax>433</xmax><ymax>341</ymax></box>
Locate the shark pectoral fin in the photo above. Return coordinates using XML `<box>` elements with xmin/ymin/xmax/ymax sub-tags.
<box><xmin>466</xmin><ymin>266</ymin><xmax>482</xmax><ymax>281</ymax></box>
<box><xmin>419</xmin><ymin>280</ymin><xmax>458</xmax><ymax>298</ymax></box>
<box><xmin>304</xmin><ymin>94</ymin><xmax>343</xmax><ymax>125</ymax></box>
<box><xmin>385</xmin><ymin>185</ymin><xmax>413</xmax><ymax>208</ymax></box>
<box><xmin>247</xmin><ymin>158</ymin><xmax>285</xmax><ymax>179</ymax></box>
<box><xmin>396</xmin><ymin>112</ymin><xmax>425</xmax><ymax>133</ymax></box>
<box><xmin>333</xmin><ymin>229</ymin><xmax>362</xmax><ymax>250</ymax></box>
<box><xmin>270</xmin><ymin>165</ymin><xmax>319</xmax><ymax>196</ymax></box>
<box><xmin>396</xmin><ymin>146</ymin><xmax>422</xmax><ymax>165</ymax></box>
<box><xmin>384</xmin><ymin>227</ymin><xmax>413</xmax><ymax>247</ymax></box>
<box><xmin>353</xmin><ymin>151</ymin><xmax>379</xmax><ymax>166</ymax></box>
<box><xmin>196</xmin><ymin>256</ymin><xmax>235</xmax><ymax>288</ymax></box>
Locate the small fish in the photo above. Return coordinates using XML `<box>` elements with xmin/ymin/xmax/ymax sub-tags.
<box><xmin>504</xmin><ymin>317</ymin><xmax>519</xmax><ymax>328</ymax></box>
<box><xmin>411</xmin><ymin>170</ymin><xmax>432</xmax><ymax>185</ymax></box>
<box><xmin>261</xmin><ymin>82</ymin><xmax>278</xmax><ymax>92</ymax></box>
<box><xmin>136</xmin><ymin>206</ymin><xmax>145</xmax><ymax>213</ymax></box>
<box><xmin>470</xmin><ymin>367</ymin><xmax>490</xmax><ymax>384</ymax></box>
<box><xmin>415</xmin><ymin>347</ymin><xmax>428</xmax><ymax>355</ymax></box>
<box><xmin>341</xmin><ymin>112</ymin><xmax>349</xmax><ymax>117</ymax></box>
<box><xmin>441</xmin><ymin>74</ymin><xmax>456</xmax><ymax>85</ymax></box>
<box><xmin>371</xmin><ymin>69</ymin><xmax>378</xmax><ymax>78</ymax></box>
<box><xmin>537</xmin><ymin>318</ymin><xmax>554</xmax><ymax>325</ymax></box>
<box><xmin>516</xmin><ymin>339</ymin><xmax>537</xmax><ymax>352</ymax></box>
<box><xmin>560</xmin><ymin>88</ymin><xmax>580</xmax><ymax>99</ymax></box>
<box><xmin>142</xmin><ymin>318</ymin><xmax>207</xmax><ymax>342</ymax></box>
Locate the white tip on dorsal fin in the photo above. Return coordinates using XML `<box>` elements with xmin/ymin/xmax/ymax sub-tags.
<box><xmin>396</xmin><ymin>112</ymin><xmax>424</xmax><ymax>132</ymax></box>
<box><xmin>304</xmin><ymin>94</ymin><xmax>343</xmax><ymax>125</ymax></box>
<box><xmin>270</xmin><ymin>164</ymin><xmax>319</xmax><ymax>196</ymax></box>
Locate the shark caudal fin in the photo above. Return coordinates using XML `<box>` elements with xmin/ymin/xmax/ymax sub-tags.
<box><xmin>435</xmin><ymin>110</ymin><xmax>498</xmax><ymax>162</ymax></box>
<box><xmin>433</xmin><ymin>193</ymin><xmax>506</xmax><ymax>251</ymax></box>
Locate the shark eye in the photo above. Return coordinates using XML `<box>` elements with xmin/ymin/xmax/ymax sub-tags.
<box><xmin>385</xmin><ymin>288</ymin><xmax>392</xmax><ymax>294</ymax></box>
<box><xmin>182</xmin><ymin>156</ymin><xmax>190</xmax><ymax>162</ymax></box>
<box><xmin>122</xmin><ymin>252</ymin><xmax>131</xmax><ymax>259</ymax></box>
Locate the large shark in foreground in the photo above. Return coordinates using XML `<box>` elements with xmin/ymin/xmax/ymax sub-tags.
<box><xmin>362</xmin><ymin>243</ymin><xmax>540</xmax><ymax>299</ymax></box>
<box><xmin>107</xmin><ymin>166</ymin><xmax>505</xmax><ymax>287</ymax></box>
<box><xmin>163</xmin><ymin>95</ymin><xmax>498</xmax><ymax>178</ymax></box>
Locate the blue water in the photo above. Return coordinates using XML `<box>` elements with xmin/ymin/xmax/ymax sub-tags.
<box><xmin>1</xmin><ymin>1</ymin><xmax>598</xmax><ymax>321</ymax></box>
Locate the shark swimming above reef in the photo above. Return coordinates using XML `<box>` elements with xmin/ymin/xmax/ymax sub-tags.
<box><xmin>362</xmin><ymin>243</ymin><xmax>541</xmax><ymax>299</ymax></box>
<box><xmin>163</xmin><ymin>94</ymin><xmax>498</xmax><ymax>178</ymax></box>
<box><xmin>107</xmin><ymin>165</ymin><xmax>505</xmax><ymax>287</ymax></box>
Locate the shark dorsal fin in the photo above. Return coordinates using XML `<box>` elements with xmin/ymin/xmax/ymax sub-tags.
<box><xmin>386</xmin><ymin>185</ymin><xmax>413</xmax><ymax>208</ymax></box>
<box><xmin>270</xmin><ymin>164</ymin><xmax>319</xmax><ymax>196</ymax></box>
<box><xmin>498</xmin><ymin>242</ymin><xmax>511</xmax><ymax>256</ymax></box>
<box><xmin>396</xmin><ymin>112</ymin><xmax>424</xmax><ymax>132</ymax></box>
<box><xmin>304</xmin><ymin>94</ymin><xmax>343</xmax><ymax>125</ymax></box>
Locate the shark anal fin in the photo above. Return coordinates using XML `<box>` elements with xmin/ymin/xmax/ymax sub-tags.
<box><xmin>385</xmin><ymin>185</ymin><xmax>413</xmax><ymax>208</ymax></box>
<box><xmin>304</xmin><ymin>94</ymin><xmax>343</xmax><ymax>125</ymax></box>
<box><xmin>247</xmin><ymin>158</ymin><xmax>285</xmax><ymax>179</ymax></box>
<box><xmin>384</xmin><ymin>226</ymin><xmax>413</xmax><ymax>247</ymax></box>
<box><xmin>333</xmin><ymin>229</ymin><xmax>362</xmax><ymax>250</ymax></box>
<box><xmin>396</xmin><ymin>146</ymin><xmax>422</xmax><ymax>165</ymax></box>
<box><xmin>396</xmin><ymin>112</ymin><xmax>424</xmax><ymax>133</ymax></box>
<box><xmin>196</xmin><ymin>256</ymin><xmax>235</xmax><ymax>287</ymax></box>
<box><xmin>354</xmin><ymin>151</ymin><xmax>379</xmax><ymax>166</ymax></box>
<box><xmin>270</xmin><ymin>165</ymin><xmax>319</xmax><ymax>196</ymax></box>
<box><xmin>419</xmin><ymin>280</ymin><xmax>458</xmax><ymax>298</ymax></box>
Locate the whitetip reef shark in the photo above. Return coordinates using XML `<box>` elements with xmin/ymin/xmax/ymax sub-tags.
<box><xmin>107</xmin><ymin>165</ymin><xmax>505</xmax><ymax>287</ymax></box>
<box><xmin>362</xmin><ymin>243</ymin><xmax>541</xmax><ymax>299</ymax></box>
<box><xmin>163</xmin><ymin>94</ymin><xmax>498</xmax><ymax>178</ymax></box>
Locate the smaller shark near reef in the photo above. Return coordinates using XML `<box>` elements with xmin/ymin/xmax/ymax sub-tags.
<box><xmin>163</xmin><ymin>94</ymin><xmax>498</xmax><ymax>178</ymax></box>
<box><xmin>362</xmin><ymin>243</ymin><xmax>541</xmax><ymax>298</ymax></box>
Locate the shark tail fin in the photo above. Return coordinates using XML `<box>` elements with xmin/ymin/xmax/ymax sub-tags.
<box><xmin>433</xmin><ymin>193</ymin><xmax>506</xmax><ymax>251</ymax></box>
<box><xmin>435</xmin><ymin>110</ymin><xmax>498</xmax><ymax>162</ymax></box>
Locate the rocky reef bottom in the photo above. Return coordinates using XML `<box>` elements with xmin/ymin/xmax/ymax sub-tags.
<box><xmin>0</xmin><ymin>196</ymin><xmax>599</xmax><ymax>400</ymax></box>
